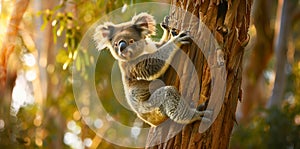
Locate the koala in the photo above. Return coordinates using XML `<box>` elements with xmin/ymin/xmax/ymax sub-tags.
<box><xmin>94</xmin><ymin>13</ymin><xmax>211</xmax><ymax>126</ymax></box>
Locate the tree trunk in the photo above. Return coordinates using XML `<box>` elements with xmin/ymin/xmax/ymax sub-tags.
<box><xmin>267</xmin><ymin>0</ymin><xmax>298</xmax><ymax>108</ymax></box>
<box><xmin>0</xmin><ymin>0</ymin><xmax>30</xmax><ymax>147</ymax></box>
<box><xmin>146</xmin><ymin>0</ymin><xmax>252</xmax><ymax>148</ymax></box>
<box><xmin>239</xmin><ymin>0</ymin><xmax>274</xmax><ymax>124</ymax></box>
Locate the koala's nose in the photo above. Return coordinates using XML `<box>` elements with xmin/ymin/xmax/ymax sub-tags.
<box><xmin>118</xmin><ymin>40</ymin><xmax>127</xmax><ymax>52</ymax></box>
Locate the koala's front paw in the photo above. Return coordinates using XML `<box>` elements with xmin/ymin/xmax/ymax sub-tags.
<box><xmin>161</xmin><ymin>15</ymin><xmax>170</xmax><ymax>30</ymax></box>
<box><xmin>174</xmin><ymin>30</ymin><xmax>191</xmax><ymax>46</ymax></box>
<box><xmin>171</xmin><ymin>28</ymin><xmax>178</xmax><ymax>37</ymax></box>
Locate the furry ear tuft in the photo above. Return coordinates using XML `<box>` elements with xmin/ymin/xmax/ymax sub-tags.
<box><xmin>132</xmin><ymin>12</ymin><xmax>156</xmax><ymax>37</ymax></box>
<box><xmin>94</xmin><ymin>23</ymin><xmax>115</xmax><ymax>51</ymax></box>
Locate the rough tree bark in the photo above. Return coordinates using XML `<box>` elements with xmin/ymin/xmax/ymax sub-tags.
<box><xmin>146</xmin><ymin>0</ymin><xmax>252</xmax><ymax>148</ymax></box>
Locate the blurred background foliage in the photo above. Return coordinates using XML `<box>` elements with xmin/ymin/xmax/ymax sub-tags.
<box><xmin>0</xmin><ymin>0</ymin><xmax>300</xmax><ymax>148</ymax></box>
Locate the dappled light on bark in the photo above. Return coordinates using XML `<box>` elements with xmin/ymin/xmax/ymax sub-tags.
<box><xmin>146</xmin><ymin>0</ymin><xmax>252</xmax><ymax>148</ymax></box>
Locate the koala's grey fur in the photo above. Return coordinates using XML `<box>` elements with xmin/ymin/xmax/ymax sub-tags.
<box><xmin>94</xmin><ymin>13</ymin><xmax>211</xmax><ymax>126</ymax></box>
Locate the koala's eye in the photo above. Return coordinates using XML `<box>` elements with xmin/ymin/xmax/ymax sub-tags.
<box><xmin>114</xmin><ymin>42</ymin><xmax>118</xmax><ymax>47</ymax></box>
<box><xmin>129</xmin><ymin>39</ymin><xmax>134</xmax><ymax>44</ymax></box>
<box><xmin>118</xmin><ymin>40</ymin><xmax>127</xmax><ymax>52</ymax></box>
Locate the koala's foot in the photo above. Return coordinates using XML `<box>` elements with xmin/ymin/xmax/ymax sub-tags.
<box><xmin>196</xmin><ymin>102</ymin><xmax>206</xmax><ymax>111</ymax></box>
<box><xmin>193</xmin><ymin>109</ymin><xmax>213</xmax><ymax>123</ymax></box>
<box><xmin>148</xmin><ymin>86</ymin><xmax>211</xmax><ymax>125</ymax></box>
<box><xmin>195</xmin><ymin>101</ymin><xmax>212</xmax><ymax>123</ymax></box>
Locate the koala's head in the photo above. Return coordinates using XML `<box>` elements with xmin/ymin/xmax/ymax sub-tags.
<box><xmin>94</xmin><ymin>13</ymin><xmax>156</xmax><ymax>61</ymax></box>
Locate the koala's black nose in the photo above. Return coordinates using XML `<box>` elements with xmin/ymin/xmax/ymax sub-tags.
<box><xmin>118</xmin><ymin>40</ymin><xmax>127</xmax><ymax>52</ymax></box>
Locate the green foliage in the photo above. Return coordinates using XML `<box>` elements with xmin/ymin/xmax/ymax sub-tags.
<box><xmin>38</xmin><ymin>4</ymin><xmax>82</xmax><ymax>71</ymax></box>
<box><xmin>231</xmin><ymin>64</ymin><xmax>300</xmax><ymax>149</ymax></box>
<box><xmin>231</xmin><ymin>104</ymin><xmax>300</xmax><ymax>149</ymax></box>
<box><xmin>23</xmin><ymin>0</ymin><xmax>154</xmax><ymax>148</ymax></box>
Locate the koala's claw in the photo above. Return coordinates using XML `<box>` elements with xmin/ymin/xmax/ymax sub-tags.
<box><xmin>178</xmin><ymin>30</ymin><xmax>191</xmax><ymax>37</ymax></box>
<box><xmin>179</xmin><ymin>32</ymin><xmax>187</xmax><ymax>38</ymax></box>
<box><xmin>203</xmin><ymin>110</ymin><xmax>213</xmax><ymax>118</ymax></box>
<box><xmin>175</xmin><ymin>30</ymin><xmax>192</xmax><ymax>45</ymax></box>
<box><xmin>178</xmin><ymin>30</ymin><xmax>191</xmax><ymax>38</ymax></box>
<box><xmin>171</xmin><ymin>28</ymin><xmax>178</xmax><ymax>36</ymax></box>
<box><xmin>196</xmin><ymin>103</ymin><xmax>206</xmax><ymax>111</ymax></box>
<box><xmin>199</xmin><ymin>110</ymin><xmax>213</xmax><ymax>123</ymax></box>
<box><xmin>201</xmin><ymin>117</ymin><xmax>212</xmax><ymax>123</ymax></box>
<box><xmin>194</xmin><ymin>109</ymin><xmax>213</xmax><ymax>124</ymax></box>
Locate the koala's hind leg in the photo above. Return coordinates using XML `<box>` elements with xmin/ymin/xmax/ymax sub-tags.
<box><xmin>148</xmin><ymin>86</ymin><xmax>211</xmax><ymax>124</ymax></box>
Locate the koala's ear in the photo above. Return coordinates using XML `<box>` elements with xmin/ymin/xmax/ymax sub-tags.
<box><xmin>132</xmin><ymin>13</ymin><xmax>156</xmax><ymax>37</ymax></box>
<box><xmin>94</xmin><ymin>23</ymin><xmax>115</xmax><ymax>51</ymax></box>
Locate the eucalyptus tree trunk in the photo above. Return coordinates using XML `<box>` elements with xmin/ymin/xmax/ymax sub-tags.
<box><xmin>267</xmin><ymin>0</ymin><xmax>299</xmax><ymax>108</ymax></box>
<box><xmin>0</xmin><ymin>0</ymin><xmax>30</xmax><ymax>146</ymax></box>
<box><xmin>146</xmin><ymin>0</ymin><xmax>252</xmax><ymax>148</ymax></box>
<box><xmin>240</xmin><ymin>0</ymin><xmax>274</xmax><ymax>124</ymax></box>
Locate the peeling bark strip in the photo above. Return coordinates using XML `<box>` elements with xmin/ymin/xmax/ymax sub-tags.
<box><xmin>146</xmin><ymin>0</ymin><xmax>252</xmax><ymax>149</ymax></box>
